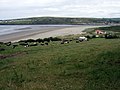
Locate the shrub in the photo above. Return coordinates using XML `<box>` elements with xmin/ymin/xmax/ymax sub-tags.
<box><xmin>49</xmin><ymin>37</ymin><xmax>61</xmax><ymax>41</ymax></box>
<box><xmin>43</xmin><ymin>38</ymin><xmax>50</xmax><ymax>42</ymax></box>
<box><xmin>85</xmin><ymin>35</ymin><xmax>91</xmax><ymax>39</ymax></box>
<box><xmin>18</xmin><ymin>40</ymin><xmax>27</xmax><ymax>43</ymax></box>
<box><xmin>92</xmin><ymin>35</ymin><xmax>96</xmax><ymax>38</ymax></box>
<box><xmin>26</xmin><ymin>39</ymin><xmax>36</xmax><ymax>43</ymax></box>
<box><xmin>105</xmin><ymin>34</ymin><xmax>118</xmax><ymax>39</ymax></box>
<box><xmin>0</xmin><ymin>48</ymin><xmax>5</xmax><ymax>51</ymax></box>
<box><xmin>0</xmin><ymin>42</ymin><xmax>4</xmax><ymax>45</ymax></box>
<box><xmin>19</xmin><ymin>43</ymin><xmax>28</xmax><ymax>46</ymax></box>
<box><xmin>36</xmin><ymin>38</ymin><xmax>44</xmax><ymax>43</ymax></box>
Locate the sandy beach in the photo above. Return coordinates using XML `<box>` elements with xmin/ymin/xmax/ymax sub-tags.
<box><xmin>0</xmin><ymin>25</ymin><xmax>104</xmax><ymax>42</ymax></box>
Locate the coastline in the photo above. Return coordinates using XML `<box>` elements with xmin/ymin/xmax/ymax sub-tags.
<box><xmin>0</xmin><ymin>25</ymin><xmax>105</xmax><ymax>42</ymax></box>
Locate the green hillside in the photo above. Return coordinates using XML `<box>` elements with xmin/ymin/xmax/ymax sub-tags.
<box><xmin>97</xmin><ymin>26</ymin><xmax>120</xmax><ymax>32</ymax></box>
<box><xmin>0</xmin><ymin>17</ymin><xmax>120</xmax><ymax>25</ymax></box>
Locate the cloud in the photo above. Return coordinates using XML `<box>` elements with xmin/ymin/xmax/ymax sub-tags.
<box><xmin>0</xmin><ymin>0</ymin><xmax>120</xmax><ymax>19</ymax></box>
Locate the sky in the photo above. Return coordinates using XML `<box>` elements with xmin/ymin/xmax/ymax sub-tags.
<box><xmin>0</xmin><ymin>0</ymin><xmax>120</xmax><ymax>20</ymax></box>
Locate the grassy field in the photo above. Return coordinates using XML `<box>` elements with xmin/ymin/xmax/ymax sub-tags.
<box><xmin>97</xmin><ymin>26</ymin><xmax>120</xmax><ymax>35</ymax></box>
<box><xmin>83</xmin><ymin>25</ymin><xmax>120</xmax><ymax>36</ymax></box>
<box><xmin>0</xmin><ymin>38</ymin><xmax>120</xmax><ymax>90</ymax></box>
<box><xmin>97</xmin><ymin>26</ymin><xmax>120</xmax><ymax>32</ymax></box>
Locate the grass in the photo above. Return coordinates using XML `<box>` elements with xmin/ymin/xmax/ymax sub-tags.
<box><xmin>84</xmin><ymin>25</ymin><xmax>120</xmax><ymax>33</ymax></box>
<box><xmin>0</xmin><ymin>38</ymin><xmax>120</xmax><ymax>90</ymax></box>
<box><xmin>97</xmin><ymin>26</ymin><xmax>120</xmax><ymax>32</ymax></box>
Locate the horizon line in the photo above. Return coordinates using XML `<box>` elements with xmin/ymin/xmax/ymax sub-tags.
<box><xmin>1</xmin><ymin>16</ymin><xmax>120</xmax><ymax>20</ymax></box>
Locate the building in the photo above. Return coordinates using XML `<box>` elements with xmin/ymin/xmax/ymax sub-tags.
<box><xmin>95</xmin><ymin>30</ymin><xmax>105</xmax><ymax>34</ymax></box>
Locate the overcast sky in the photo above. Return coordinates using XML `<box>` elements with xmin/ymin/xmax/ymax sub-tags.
<box><xmin>0</xmin><ymin>0</ymin><xmax>120</xmax><ymax>20</ymax></box>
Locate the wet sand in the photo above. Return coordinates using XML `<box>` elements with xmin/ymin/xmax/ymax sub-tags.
<box><xmin>0</xmin><ymin>25</ymin><xmax>103</xmax><ymax>42</ymax></box>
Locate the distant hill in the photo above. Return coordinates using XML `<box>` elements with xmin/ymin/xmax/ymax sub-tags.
<box><xmin>0</xmin><ymin>17</ymin><xmax>120</xmax><ymax>25</ymax></box>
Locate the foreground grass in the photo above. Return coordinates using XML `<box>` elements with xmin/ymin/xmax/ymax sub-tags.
<box><xmin>0</xmin><ymin>38</ymin><xmax>120</xmax><ymax>90</ymax></box>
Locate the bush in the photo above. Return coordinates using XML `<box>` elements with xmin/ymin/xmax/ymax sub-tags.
<box><xmin>0</xmin><ymin>48</ymin><xmax>5</xmax><ymax>51</ymax></box>
<box><xmin>36</xmin><ymin>38</ymin><xmax>44</xmax><ymax>43</ymax></box>
<box><xmin>85</xmin><ymin>35</ymin><xmax>94</xmax><ymax>39</ymax></box>
<box><xmin>92</xmin><ymin>35</ymin><xmax>96</xmax><ymax>38</ymax></box>
<box><xmin>49</xmin><ymin>37</ymin><xmax>61</xmax><ymax>41</ymax></box>
<box><xmin>85</xmin><ymin>35</ymin><xmax>91</xmax><ymax>39</ymax></box>
<box><xmin>43</xmin><ymin>38</ymin><xmax>50</xmax><ymax>42</ymax></box>
<box><xmin>18</xmin><ymin>40</ymin><xmax>27</xmax><ymax>43</ymax></box>
<box><xmin>26</xmin><ymin>39</ymin><xmax>36</xmax><ymax>43</ymax></box>
<box><xmin>105</xmin><ymin>34</ymin><xmax>118</xmax><ymax>39</ymax></box>
<box><xmin>0</xmin><ymin>42</ymin><xmax>4</xmax><ymax>45</ymax></box>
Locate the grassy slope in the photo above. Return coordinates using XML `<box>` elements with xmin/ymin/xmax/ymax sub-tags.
<box><xmin>0</xmin><ymin>38</ymin><xmax>120</xmax><ymax>90</ymax></box>
<box><xmin>0</xmin><ymin>17</ymin><xmax>120</xmax><ymax>25</ymax></box>
<box><xmin>83</xmin><ymin>26</ymin><xmax>120</xmax><ymax>35</ymax></box>
<box><xmin>97</xmin><ymin>26</ymin><xmax>120</xmax><ymax>32</ymax></box>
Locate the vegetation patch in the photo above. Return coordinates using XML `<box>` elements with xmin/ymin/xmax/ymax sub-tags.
<box><xmin>0</xmin><ymin>51</ymin><xmax>27</xmax><ymax>60</ymax></box>
<box><xmin>0</xmin><ymin>26</ymin><xmax>120</xmax><ymax>90</ymax></box>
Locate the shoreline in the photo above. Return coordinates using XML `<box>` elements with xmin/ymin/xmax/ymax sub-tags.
<box><xmin>0</xmin><ymin>25</ymin><xmax>106</xmax><ymax>42</ymax></box>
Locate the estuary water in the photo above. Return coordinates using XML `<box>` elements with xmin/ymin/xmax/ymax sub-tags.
<box><xmin>0</xmin><ymin>25</ymin><xmax>76</xmax><ymax>36</ymax></box>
